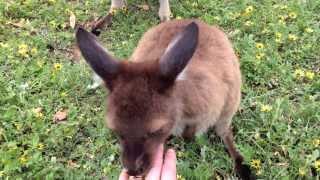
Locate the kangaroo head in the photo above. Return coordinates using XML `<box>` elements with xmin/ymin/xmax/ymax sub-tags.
<box><xmin>76</xmin><ymin>22</ymin><xmax>198</xmax><ymax>176</ymax></box>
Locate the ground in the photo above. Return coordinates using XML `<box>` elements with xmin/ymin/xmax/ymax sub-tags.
<box><xmin>0</xmin><ymin>0</ymin><xmax>319</xmax><ymax>179</ymax></box>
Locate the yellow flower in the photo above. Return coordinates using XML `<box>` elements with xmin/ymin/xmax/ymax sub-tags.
<box><xmin>18</xmin><ymin>43</ymin><xmax>29</xmax><ymax>57</ymax></box>
<box><xmin>14</xmin><ymin>123</ymin><xmax>22</xmax><ymax>131</ymax></box>
<box><xmin>245</xmin><ymin>6</ymin><xmax>254</xmax><ymax>14</ymax></box>
<box><xmin>274</xmin><ymin>151</ymin><xmax>280</xmax><ymax>156</ymax></box>
<box><xmin>35</xmin><ymin>112</ymin><xmax>44</xmax><ymax>118</ymax></box>
<box><xmin>280</xmin><ymin>5</ymin><xmax>288</xmax><ymax>10</ymax></box>
<box><xmin>37</xmin><ymin>60</ymin><xmax>44</xmax><ymax>68</ymax></box>
<box><xmin>215</xmin><ymin>175</ymin><xmax>222</xmax><ymax>180</ymax></box>
<box><xmin>177</xmin><ymin>174</ymin><xmax>186</xmax><ymax>180</ymax></box>
<box><xmin>191</xmin><ymin>2</ymin><xmax>198</xmax><ymax>7</ymax></box>
<box><xmin>60</xmin><ymin>92</ymin><xmax>68</xmax><ymax>97</ymax></box>
<box><xmin>304</xmin><ymin>28</ymin><xmax>314</xmax><ymax>33</ymax></box>
<box><xmin>244</xmin><ymin>21</ymin><xmax>253</xmax><ymax>26</ymax></box>
<box><xmin>177</xmin><ymin>151</ymin><xmax>184</xmax><ymax>158</ymax></box>
<box><xmin>261</xmin><ymin>28</ymin><xmax>269</xmax><ymax>34</ymax></box>
<box><xmin>213</xmin><ymin>16</ymin><xmax>221</xmax><ymax>21</ymax></box>
<box><xmin>254</xmin><ymin>132</ymin><xmax>260</xmax><ymax>139</ymax></box>
<box><xmin>250</xmin><ymin>159</ymin><xmax>261</xmax><ymax>169</ymax></box>
<box><xmin>109</xmin><ymin>8</ymin><xmax>118</xmax><ymax>15</ymax></box>
<box><xmin>305</xmin><ymin>71</ymin><xmax>315</xmax><ymax>80</ymax></box>
<box><xmin>256</xmin><ymin>53</ymin><xmax>265</xmax><ymax>60</ymax></box>
<box><xmin>312</xmin><ymin>139</ymin><xmax>320</xmax><ymax>147</ymax></box>
<box><xmin>0</xmin><ymin>171</ymin><xmax>4</xmax><ymax>177</ymax></box>
<box><xmin>37</xmin><ymin>143</ymin><xmax>45</xmax><ymax>150</ymax></box>
<box><xmin>256</xmin><ymin>169</ymin><xmax>262</xmax><ymax>175</ymax></box>
<box><xmin>33</xmin><ymin>107</ymin><xmax>44</xmax><ymax>119</ymax></box>
<box><xmin>289</xmin><ymin>12</ymin><xmax>297</xmax><ymax>19</ymax></box>
<box><xmin>278</xmin><ymin>19</ymin><xmax>286</xmax><ymax>25</ymax></box>
<box><xmin>121</xmin><ymin>6</ymin><xmax>128</xmax><ymax>13</ymax></box>
<box><xmin>19</xmin><ymin>155</ymin><xmax>28</xmax><ymax>165</ymax></box>
<box><xmin>230</xmin><ymin>12</ymin><xmax>241</xmax><ymax>19</ymax></box>
<box><xmin>31</xmin><ymin>47</ymin><xmax>38</xmax><ymax>55</ymax></box>
<box><xmin>275</xmin><ymin>32</ymin><xmax>282</xmax><ymax>39</ymax></box>
<box><xmin>260</xmin><ymin>105</ymin><xmax>272</xmax><ymax>112</ymax></box>
<box><xmin>255</xmin><ymin>43</ymin><xmax>264</xmax><ymax>49</ymax></box>
<box><xmin>278</xmin><ymin>16</ymin><xmax>286</xmax><ymax>25</ymax></box>
<box><xmin>288</xmin><ymin>34</ymin><xmax>298</xmax><ymax>41</ymax></box>
<box><xmin>279</xmin><ymin>15</ymin><xmax>286</xmax><ymax>21</ymax></box>
<box><xmin>275</xmin><ymin>38</ymin><xmax>282</xmax><ymax>43</ymax></box>
<box><xmin>294</xmin><ymin>69</ymin><xmax>305</xmax><ymax>78</ymax></box>
<box><xmin>314</xmin><ymin>160</ymin><xmax>320</xmax><ymax>171</ymax></box>
<box><xmin>49</xmin><ymin>20</ymin><xmax>57</xmax><ymax>28</ymax></box>
<box><xmin>298</xmin><ymin>168</ymin><xmax>306</xmax><ymax>176</ymax></box>
<box><xmin>54</xmin><ymin>63</ymin><xmax>62</xmax><ymax>71</ymax></box>
<box><xmin>0</xmin><ymin>42</ymin><xmax>9</xmax><ymax>48</ymax></box>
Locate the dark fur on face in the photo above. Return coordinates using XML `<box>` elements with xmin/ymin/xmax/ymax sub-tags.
<box><xmin>107</xmin><ymin>62</ymin><xmax>177</xmax><ymax>175</ymax></box>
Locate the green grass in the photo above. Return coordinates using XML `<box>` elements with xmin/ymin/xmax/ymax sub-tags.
<box><xmin>0</xmin><ymin>0</ymin><xmax>319</xmax><ymax>179</ymax></box>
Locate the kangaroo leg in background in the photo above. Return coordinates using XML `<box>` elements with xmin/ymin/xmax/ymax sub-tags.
<box><xmin>91</xmin><ymin>0</ymin><xmax>126</xmax><ymax>36</ymax></box>
<box><xmin>110</xmin><ymin>0</ymin><xmax>126</xmax><ymax>11</ymax></box>
<box><xmin>159</xmin><ymin>0</ymin><xmax>171</xmax><ymax>21</ymax></box>
<box><xmin>88</xmin><ymin>0</ymin><xmax>126</xmax><ymax>88</ymax></box>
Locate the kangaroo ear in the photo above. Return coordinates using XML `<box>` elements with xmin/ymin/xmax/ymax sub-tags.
<box><xmin>76</xmin><ymin>27</ymin><xmax>119</xmax><ymax>89</ymax></box>
<box><xmin>159</xmin><ymin>22</ymin><xmax>199</xmax><ymax>83</ymax></box>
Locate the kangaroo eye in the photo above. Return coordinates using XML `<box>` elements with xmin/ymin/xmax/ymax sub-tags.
<box><xmin>147</xmin><ymin>132</ymin><xmax>157</xmax><ymax>138</ymax></box>
<box><xmin>147</xmin><ymin>128</ymin><xmax>163</xmax><ymax>138</ymax></box>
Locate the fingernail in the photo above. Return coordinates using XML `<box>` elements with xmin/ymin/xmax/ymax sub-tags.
<box><xmin>167</xmin><ymin>149</ymin><xmax>176</xmax><ymax>155</ymax></box>
<box><xmin>159</xmin><ymin>144</ymin><xmax>164</xmax><ymax>149</ymax></box>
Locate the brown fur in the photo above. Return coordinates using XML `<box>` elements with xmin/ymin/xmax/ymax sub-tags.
<box><xmin>130</xmin><ymin>20</ymin><xmax>241</xmax><ymax>135</ymax></box>
<box><xmin>76</xmin><ymin>19</ymin><xmax>254</xmax><ymax>179</ymax></box>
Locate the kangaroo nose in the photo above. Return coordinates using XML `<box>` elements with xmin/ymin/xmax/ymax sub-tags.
<box><xmin>126</xmin><ymin>156</ymin><xmax>148</xmax><ymax>176</ymax></box>
<box><xmin>127</xmin><ymin>166</ymin><xmax>145</xmax><ymax>177</ymax></box>
<box><xmin>135</xmin><ymin>155</ymin><xmax>144</xmax><ymax>167</ymax></box>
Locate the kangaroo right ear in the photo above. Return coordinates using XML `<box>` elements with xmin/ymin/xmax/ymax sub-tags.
<box><xmin>76</xmin><ymin>27</ymin><xmax>119</xmax><ymax>89</ymax></box>
<box><xmin>159</xmin><ymin>22</ymin><xmax>198</xmax><ymax>84</ymax></box>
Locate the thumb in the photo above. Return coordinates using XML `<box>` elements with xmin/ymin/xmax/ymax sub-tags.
<box><xmin>161</xmin><ymin>149</ymin><xmax>176</xmax><ymax>180</ymax></box>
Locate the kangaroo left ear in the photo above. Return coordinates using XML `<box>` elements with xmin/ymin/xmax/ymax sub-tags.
<box><xmin>159</xmin><ymin>22</ymin><xmax>199</xmax><ymax>83</ymax></box>
<box><xmin>76</xmin><ymin>27</ymin><xmax>120</xmax><ymax>90</ymax></box>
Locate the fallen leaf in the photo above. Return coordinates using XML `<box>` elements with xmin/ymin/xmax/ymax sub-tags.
<box><xmin>71</xmin><ymin>44</ymin><xmax>81</xmax><ymax>62</ymax></box>
<box><xmin>67</xmin><ymin>160</ymin><xmax>80</xmax><ymax>168</ymax></box>
<box><xmin>6</xmin><ymin>19</ymin><xmax>26</xmax><ymax>28</ymax></box>
<box><xmin>53</xmin><ymin>110</ymin><xmax>68</xmax><ymax>123</ymax></box>
<box><xmin>7</xmin><ymin>22</ymin><xmax>24</xmax><ymax>28</ymax></box>
<box><xmin>140</xmin><ymin>4</ymin><xmax>150</xmax><ymax>11</ymax></box>
<box><xmin>276</xmin><ymin>162</ymin><xmax>289</xmax><ymax>167</ymax></box>
<box><xmin>33</xmin><ymin>107</ymin><xmax>42</xmax><ymax>113</ymax></box>
<box><xmin>69</xmin><ymin>11</ymin><xmax>76</xmax><ymax>29</ymax></box>
<box><xmin>141</xmin><ymin>4</ymin><xmax>150</xmax><ymax>11</ymax></box>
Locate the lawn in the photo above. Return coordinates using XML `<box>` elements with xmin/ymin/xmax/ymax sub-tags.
<box><xmin>0</xmin><ymin>0</ymin><xmax>319</xmax><ymax>179</ymax></box>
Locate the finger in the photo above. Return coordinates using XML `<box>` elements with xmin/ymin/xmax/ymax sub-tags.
<box><xmin>128</xmin><ymin>176</ymin><xmax>143</xmax><ymax>180</ymax></box>
<box><xmin>145</xmin><ymin>144</ymin><xmax>164</xmax><ymax>180</ymax></box>
<box><xmin>119</xmin><ymin>169</ymin><xmax>129</xmax><ymax>180</ymax></box>
<box><xmin>161</xmin><ymin>149</ymin><xmax>176</xmax><ymax>180</ymax></box>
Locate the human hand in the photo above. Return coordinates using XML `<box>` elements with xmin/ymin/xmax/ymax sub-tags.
<box><xmin>119</xmin><ymin>144</ymin><xmax>177</xmax><ymax>180</ymax></box>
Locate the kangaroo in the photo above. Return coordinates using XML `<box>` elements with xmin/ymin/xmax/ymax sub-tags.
<box><xmin>76</xmin><ymin>19</ymin><xmax>254</xmax><ymax>179</ymax></box>
<box><xmin>109</xmin><ymin>0</ymin><xmax>171</xmax><ymax>21</ymax></box>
